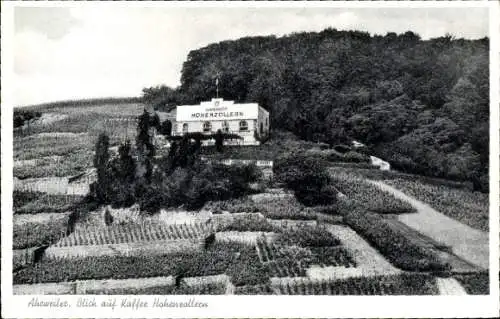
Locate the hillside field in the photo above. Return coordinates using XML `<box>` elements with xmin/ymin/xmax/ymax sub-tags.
<box><xmin>12</xmin><ymin>101</ymin><xmax>489</xmax><ymax>295</ymax></box>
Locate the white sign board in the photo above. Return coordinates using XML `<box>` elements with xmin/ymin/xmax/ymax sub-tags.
<box><xmin>176</xmin><ymin>99</ymin><xmax>259</xmax><ymax>122</ymax></box>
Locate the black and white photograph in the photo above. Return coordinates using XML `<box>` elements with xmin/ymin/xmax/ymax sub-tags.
<box><xmin>1</xmin><ymin>1</ymin><xmax>499</xmax><ymax>318</ymax></box>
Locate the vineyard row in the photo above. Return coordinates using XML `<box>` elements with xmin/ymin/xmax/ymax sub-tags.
<box><xmin>55</xmin><ymin>222</ymin><xmax>211</xmax><ymax>247</ymax></box>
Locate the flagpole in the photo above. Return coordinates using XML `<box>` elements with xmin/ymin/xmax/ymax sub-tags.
<box><xmin>216</xmin><ymin>77</ymin><xmax>219</xmax><ymax>98</ymax></box>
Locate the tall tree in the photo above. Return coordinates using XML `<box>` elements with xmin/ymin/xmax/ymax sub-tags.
<box><xmin>93</xmin><ymin>133</ymin><xmax>110</xmax><ymax>203</ymax></box>
<box><xmin>136</xmin><ymin>109</ymin><xmax>155</xmax><ymax>184</ymax></box>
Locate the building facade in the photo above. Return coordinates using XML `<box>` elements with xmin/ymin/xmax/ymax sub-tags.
<box><xmin>172</xmin><ymin>98</ymin><xmax>270</xmax><ymax>145</ymax></box>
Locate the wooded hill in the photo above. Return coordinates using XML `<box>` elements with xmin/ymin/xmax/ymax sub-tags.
<box><xmin>143</xmin><ymin>28</ymin><xmax>489</xmax><ymax>192</ymax></box>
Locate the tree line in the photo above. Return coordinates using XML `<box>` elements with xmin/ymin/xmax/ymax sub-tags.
<box><xmin>143</xmin><ymin>29</ymin><xmax>489</xmax><ymax>192</ymax></box>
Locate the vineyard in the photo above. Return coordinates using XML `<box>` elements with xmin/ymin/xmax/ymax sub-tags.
<box><xmin>11</xmin><ymin>102</ymin><xmax>489</xmax><ymax>296</ymax></box>
<box><xmin>269</xmin><ymin>274</ymin><xmax>439</xmax><ymax>295</ymax></box>
<box><xmin>205</xmin><ymin>195</ymin><xmax>318</xmax><ymax>221</ymax></box>
<box><xmin>329</xmin><ymin>170</ymin><xmax>416</xmax><ymax>214</ymax></box>
<box><xmin>13</xmin><ymin>213</ymin><xmax>70</xmax><ymax>249</ymax></box>
<box><xmin>234</xmin><ymin>274</ymin><xmax>439</xmax><ymax>295</ymax></box>
<box><xmin>383</xmin><ymin>178</ymin><xmax>489</xmax><ymax>231</ymax></box>
<box><xmin>54</xmin><ymin>222</ymin><xmax>211</xmax><ymax>247</ymax></box>
<box><xmin>14</xmin><ymin>191</ymin><xmax>84</xmax><ymax>214</ymax></box>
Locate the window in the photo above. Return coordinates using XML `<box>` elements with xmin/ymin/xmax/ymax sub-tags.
<box><xmin>266</xmin><ymin>118</ymin><xmax>268</xmax><ymax>127</ymax></box>
<box><xmin>222</xmin><ymin>121</ymin><xmax>229</xmax><ymax>133</ymax></box>
<box><xmin>239</xmin><ymin>120</ymin><xmax>248</xmax><ymax>132</ymax></box>
<box><xmin>182</xmin><ymin>123</ymin><xmax>189</xmax><ymax>133</ymax></box>
<box><xmin>260</xmin><ymin>122</ymin><xmax>264</xmax><ymax>134</ymax></box>
<box><xmin>203</xmin><ymin>121</ymin><xmax>212</xmax><ymax>132</ymax></box>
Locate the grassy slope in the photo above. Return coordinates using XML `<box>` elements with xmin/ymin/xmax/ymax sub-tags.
<box><xmin>383</xmin><ymin>179</ymin><xmax>488</xmax><ymax>231</ymax></box>
<box><xmin>12</xmin><ymin>101</ymin><xmax>487</xmax><ymax>294</ymax></box>
<box><xmin>13</xmin><ymin>102</ymin><xmax>144</xmax><ymax>180</ymax></box>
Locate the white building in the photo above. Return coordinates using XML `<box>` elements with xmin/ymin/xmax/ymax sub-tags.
<box><xmin>172</xmin><ymin>98</ymin><xmax>270</xmax><ymax>145</ymax></box>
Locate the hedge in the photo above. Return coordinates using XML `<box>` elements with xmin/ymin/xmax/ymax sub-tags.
<box><xmin>343</xmin><ymin>206</ymin><xmax>450</xmax><ymax>272</ymax></box>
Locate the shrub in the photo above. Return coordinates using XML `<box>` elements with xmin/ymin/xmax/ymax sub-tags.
<box><xmin>111</xmin><ymin>158</ymin><xmax>261</xmax><ymax>213</ymax></box>
<box><xmin>274</xmin><ymin>153</ymin><xmax>337</xmax><ymax>206</ymax></box>
<box><xmin>14</xmin><ymin>110</ymin><xmax>41</xmax><ymax>128</ymax></box>
<box><xmin>454</xmin><ymin>272</ymin><xmax>489</xmax><ymax>295</ymax></box>
<box><xmin>333</xmin><ymin>144</ymin><xmax>351</xmax><ymax>153</ymax></box>
<box><xmin>342</xmin><ymin>151</ymin><xmax>370</xmax><ymax>163</ymax></box>
<box><xmin>295</xmin><ymin>183</ymin><xmax>338</xmax><ymax>207</ymax></box>
<box><xmin>104</xmin><ymin>208</ymin><xmax>114</xmax><ymax>226</ymax></box>
<box><xmin>92</xmin><ymin>133</ymin><xmax>111</xmax><ymax>203</ymax></box>
<box><xmin>326</xmin><ymin>150</ymin><xmax>345</xmax><ymax>162</ymax></box>
<box><xmin>343</xmin><ymin>206</ymin><xmax>450</xmax><ymax>272</ymax></box>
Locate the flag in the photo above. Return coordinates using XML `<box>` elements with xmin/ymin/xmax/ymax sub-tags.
<box><xmin>215</xmin><ymin>78</ymin><xmax>219</xmax><ymax>86</ymax></box>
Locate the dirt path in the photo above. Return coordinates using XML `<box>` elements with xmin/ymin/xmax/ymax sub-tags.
<box><xmin>368</xmin><ymin>180</ymin><xmax>489</xmax><ymax>270</ymax></box>
<box><xmin>435</xmin><ymin>277</ymin><xmax>468</xmax><ymax>295</ymax></box>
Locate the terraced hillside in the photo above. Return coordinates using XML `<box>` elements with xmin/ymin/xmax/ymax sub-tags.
<box><xmin>12</xmin><ymin>101</ymin><xmax>489</xmax><ymax>295</ymax></box>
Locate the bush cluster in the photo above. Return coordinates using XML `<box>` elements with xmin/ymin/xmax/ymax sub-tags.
<box><xmin>139</xmin><ymin>162</ymin><xmax>261</xmax><ymax>212</ymax></box>
<box><xmin>14</xmin><ymin>110</ymin><xmax>41</xmax><ymax>128</ymax></box>
<box><xmin>274</xmin><ymin>153</ymin><xmax>337</xmax><ymax>206</ymax></box>
<box><xmin>90</xmin><ymin>112</ymin><xmax>261</xmax><ymax>213</ymax></box>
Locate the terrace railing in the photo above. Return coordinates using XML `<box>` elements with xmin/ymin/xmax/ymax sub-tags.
<box><xmin>200</xmin><ymin>157</ymin><xmax>273</xmax><ymax>168</ymax></box>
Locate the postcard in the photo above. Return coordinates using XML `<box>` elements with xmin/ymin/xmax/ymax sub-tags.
<box><xmin>1</xmin><ymin>1</ymin><xmax>499</xmax><ymax>318</ymax></box>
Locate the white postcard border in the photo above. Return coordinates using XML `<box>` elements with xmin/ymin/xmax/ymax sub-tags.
<box><xmin>2</xmin><ymin>1</ymin><xmax>499</xmax><ymax>318</ymax></box>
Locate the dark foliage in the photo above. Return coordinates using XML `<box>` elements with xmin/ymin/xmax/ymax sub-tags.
<box><xmin>215</xmin><ymin>129</ymin><xmax>224</xmax><ymax>152</ymax></box>
<box><xmin>204</xmin><ymin>233</ymin><xmax>216</xmax><ymax>250</ymax></box>
<box><xmin>91</xmin><ymin>133</ymin><xmax>110</xmax><ymax>203</ymax></box>
<box><xmin>454</xmin><ymin>272</ymin><xmax>489</xmax><ymax>295</ymax></box>
<box><xmin>159</xmin><ymin>119</ymin><xmax>172</xmax><ymax>136</ymax></box>
<box><xmin>92</xmin><ymin>122</ymin><xmax>259</xmax><ymax>212</ymax></box>
<box><xmin>142</xmin><ymin>85</ymin><xmax>180</xmax><ymax>111</ymax></box>
<box><xmin>104</xmin><ymin>208</ymin><xmax>114</xmax><ymax>226</ymax></box>
<box><xmin>144</xmin><ymin>29</ymin><xmax>489</xmax><ymax>191</ymax></box>
<box><xmin>14</xmin><ymin>110</ymin><xmax>41</xmax><ymax>128</ymax></box>
<box><xmin>274</xmin><ymin>153</ymin><xmax>337</xmax><ymax>206</ymax></box>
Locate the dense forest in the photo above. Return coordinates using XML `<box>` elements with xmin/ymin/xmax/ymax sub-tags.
<box><xmin>143</xmin><ymin>28</ymin><xmax>489</xmax><ymax>192</ymax></box>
